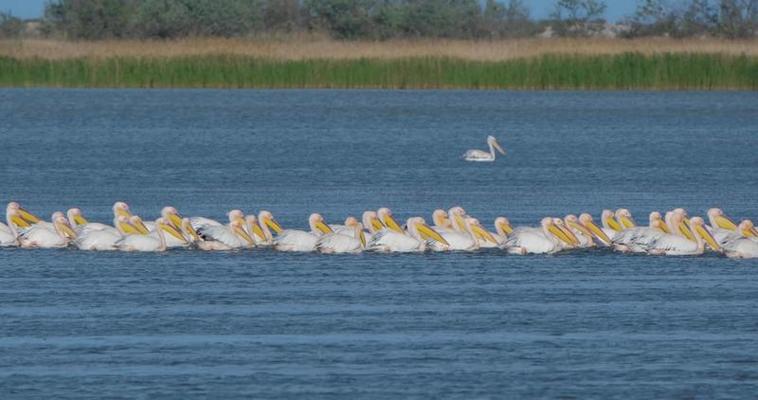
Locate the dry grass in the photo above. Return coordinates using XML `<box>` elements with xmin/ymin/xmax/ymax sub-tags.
<box><xmin>2</xmin><ymin>37</ymin><xmax>757</xmax><ymax>61</ymax></box>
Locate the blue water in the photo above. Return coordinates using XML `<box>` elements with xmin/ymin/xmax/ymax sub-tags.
<box><xmin>1</xmin><ymin>89</ymin><xmax>758</xmax><ymax>398</ymax></box>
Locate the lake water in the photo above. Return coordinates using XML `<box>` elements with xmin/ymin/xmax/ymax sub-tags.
<box><xmin>1</xmin><ymin>89</ymin><xmax>757</xmax><ymax>398</ymax></box>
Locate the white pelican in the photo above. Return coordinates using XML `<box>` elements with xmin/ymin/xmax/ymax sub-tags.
<box><xmin>578</xmin><ymin>213</ymin><xmax>612</xmax><ymax>246</ymax></box>
<box><xmin>713</xmin><ymin>220</ymin><xmax>756</xmax><ymax>246</ymax></box>
<box><xmin>553</xmin><ymin>218</ymin><xmax>581</xmax><ymax>249</ymax></box>
<box><xmin>432</xmin><ymin>209</ymin><xmax>455</xmax><ymax>233</ymax></box>
<box><xmin>244</xmin><ymin>214</ymin><xmax>270</xmax><ymax>246</ymax></box>
<box><xmin>432</xmin><ymin>217</ymin><xmax>497</xmax><ymax>251</ymax></box>
<box><xmin>722</xmin><ymin>223</ymin><xmax>758</xmax><ymax>259</ymax></box>
<box><xmin>115</xmin><ymin>218</ymin><xmax>179</xmax><ymax>252</ymax></box>
<box><xmin>362</xmin><ymin>211</ymin><xmax>383</xmax><ymax>243</ymax></box>
<box><xmin>196</xmin><ymin>216</ymin><xmax>255</xmax><ymax>251</ymax></box>
<box><xmin>707</xmin><ymin>208</ymin><xmax>738</xmax><ymax>231</ymax></box>
<box><xmin>255</xmin><ymin>210</ymin><xmax>283</xmax><ymax>245</ymax></box>
<box><xmin>644</xmin><ymin>217</ymin><xmax>721</xmax><ymax>256</ymax></box>
<box><xmin>447</xmin><ymin>207</ymin><xmax>469</xmax><ymax>232</ymax></box>
<box><xmin>377</xmin><ymin>207</ymin><xmax>404</xmax><ymax>233</ymax></box>
<box><xmin>190</xmin><ymin>209</ymin><xmax>243</xmax><ymax>232</ymax></box>
<box><xmin>66</xmin><ymin>208</ymin><xmax>119</xmax><ymax>235</ymax></box>
<box><xmin>615</xmin><ymin>209</ymin><xmax>637</xmax><ymax>229</ymax></box>
<box><xmin>274</xmin><ymin>213</ymin><xmax>333</xmax><ymax>252</ymax></box>
<box><xmin>74</xmin><ymin>216</ymin><xmax>132</xmax><ymax>251</ymax></box>
<box><xmin>317</xmin><ymin>221</ymin><xmax>367</xmax><ymax>254</ymax></box>
<box><xmin>17</xmin><ymin>214</ymin><xmax>77</xmax><ymax>249</ymax></box>
<box><xmin>367</xmin><ymin>217</ymin><xmax>449</xmax><ymax>253</ymax></box>
<box><xmin>331</xmin><ymin>216</ymin><xmax>360</xmax><ymax>237</ymax></box>
<box><xmin>490</xmin><ymin>217</ymin><xmax>514</xmax><ymax>245</ymax></box>
<box><xmin>2</xmin><ymin>203</ymin><xmax>42</xmax><ymax>247</ymax></box>
<box><xmin>462</xmin><ymin>135</ymin><xmax>506</xmax><ymax>162</ymax></box>
<box><xmin>612</xmin><ymin>218</ymin><xmax>669</xmax><ymax>253</ymax></box>
<box><xmin>564</xmin><ymin>215</ymin><xmax>596</xmax><ymax>248</ymax></box>
<box><xmin>503</xmin><ymin>217</ymin><xmax>574</xmax><ymax>255</ymax></box>
<box><xmin>112</xmin><ymin>202</ymin><xmax>132</xmax><ymax>228</ymax></box>
<box><xmin>601</xmin><ymin>209</ymin><xmax>623</xmax><ymax>237</ymax></box>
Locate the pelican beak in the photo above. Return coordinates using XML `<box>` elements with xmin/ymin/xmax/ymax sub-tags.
<box><xmin>116</xmin><ymin>208</ymin><xmax>131</xmax><ymax>218</ymax></box>
<box><xmin>658</xmin><ymin>222</ymin><xmax>671</xmax><ymax>234</ymax></box>
<box><xmin>160</xmin><ymin>223</ymin><xmax>187</xmax><ymax>243</ymax></box>
<box><xmin>584</xmin><ymin>220</ymin><xmax>612</xmax><ymax>245</ymax></box>
<box><xmin>416</xmin><ymin>222</ymin><xmax>450</xmax><ymax>246</ymax></box>
<box><xmin>472</xmin><ymin>224</ymin><xmax>498</xmax><ymax>244</ymax></box>
<box><xmin>605</xmin><ymin>216</ymin><xmax>623</xmax><ymax>232</ymax></box>
<box><xmin>619</xmin><ymin>216</ymin><xmax>636</xmax><ymax>229</ymax></box>
<box><xmin>453</xmin><ymin>213</ymin><xmax>467</xmax><ymax>232</ymax></box>
<box><xmin>184</xmin><ymin>224</ymin><xmax>200</xmax><ymax>242</ymax></box>
<box><xmin>370</xmin><ymin>217</ymin><xmax>384</xmax><ymax>232</ymax></box>
<box><xmin>560</xmin><ymin>225</ymin><xmax>581</xmax><ymax>246</ymax></box>
<box><xmin>568</xmin><ymin>221</ymin><xmax>592</xmax><ymax>242</ymax></box>
<box><xmin>383</xmin><ymin>214</ymin><xmax>404</xmax><ymax>233</ymax></box>
<box><xmin>498</xmin><ymin>220</ymin><xmax>513</xmax><ymax>235</ymax></box>
<box><xmin>168</xmin><ymin>213</ymin><xmax>183</xmax><ymax>229</ymax></box>
<box><xmin>264</xmin><ymin>217</ymin><xmax>284</xmax><ymax>235</ymax></box>
<box><xmin>493</xmin><ymin>140</ymin><xmax>506</xmax><ymax>155</ymax></box>
<box><xmin>134</xmin><ymin>219</ymin><xmax>150</xmax><ymax>235</ymax></box>
<box><xmin>19</xmin><ymin>207</ymin><xmax>41</xmax><ymax>224</ymax></box>
<box><xmin>251</xmin><ymin>222</ymin><xmax>266</xmax><ymax>241</ymax></box>
<box><xmin>548</xmin><ymin>223</ymin><xmax>573</xmax><ymax>245</ymax></box>
<box><xmin>679</xmin><ymin>222</ymin><xmax>695</xmax><ymax>241</ymax></box>
<box><xmin>714</xmin><ymin>215</ymin><xmax>738</xmax><ymax>231</ymax></box>
<box><xmin>73</xmin><ymin>214</ymin><xmax>88</xmax><ymax>226</ymax></box>
<box><xmin>359</xmin><ymin>230</ymin><xmax>367</xmax><ymax>248</ymax></box>
<box><xmin>119</xmin><ymin>221</ymin><xmax>139</xmax><ymax>235</ymax></box>
<box><xmin>315</xmin><ymin>220</ymin><xmax>333</xmax><ymax>235</ymax></box>
<box><xmin>695</xmin><ymin>224</ymin><xmax>720</xmax><ymax>252</ymax></box>
<box><xmin>57</xmin><ymin>221</ymin><xmax>77</xmax><ymax>239</ymax></box>
<box><xmin>233</xmin><ymin>224</ymin><xmax>255</xmax><ymax>245</ymax></box>
<box><xmin>10</xmin><ymin>212</ymin><xmax>31</xmax><ymax>228</ymax></box>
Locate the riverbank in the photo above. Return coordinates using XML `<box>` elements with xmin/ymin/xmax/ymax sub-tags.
<box><xmin>1</xmin><ymin>39</ymin><xmax>756</xmax><ymax>89</ymax></box>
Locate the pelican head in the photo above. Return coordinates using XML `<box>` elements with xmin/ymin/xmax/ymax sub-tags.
<box><xmin>67</xmin><ymin>208</ymin><xmax>88</xmax><ymax>226</ymax></box>
<box><xmin>227</xmin><ymin>209</ymin><xmax>244</xmax><ymax>223</ymax></box>
<box><xmin>181</xmin><ymin>217</ymin><xmax>200</xmax><ymax>242</ymax></box>
<box><xmin>363</xmin><ymin>211</ymin><xmax>383</xmax><ymax>233</ymax></box>
<box><xmin>738</xmin><ymin>220</ymin><xmax>756</xmax><ymax>238</ymax></box>
<box><xmin>53</xmin><ymin>215</ymin><xmax>77</xmax><ymax>240</ymax></box>
<box><xmin>258</xmin><ymin>210</ymin><xmax>283</xmax><ymax>236</ymax></box>
<box><xmin>377</xmin><ymin>207</ymin><xmax>403</xmax><ymax>233</ymax></box>
<box><xmin>245</xmin><ymin>215</ymin><xmax>267</xmax><ymax>242</ymax></box>
<box><xmin>671</xmin><ymin>212</ymin><xmax>695</xmax><ymax>241</ymax></box>
<box><xmin>690</xmin><ymin>217</ymin><xmax>720</xmax><ymax>252</ymax></box>
<box><xmin>541</xmin><ymin>217</ymin><xmax>573</xmax><ymax>246</ymax></box>
<box><xmin>649</xmin><ymin>211</ymin><xmax>669</xmax><ymax>233</ymax></box>
<box><xmin>615</xmin><ymin>209</ymin><xmax>636</xmax><ymax>229</ymax></box>
<box><xmin>161</xmin><ymin>206</ymin><xmax>183</xmax><ymax>229</ymax></box>
<box><xmin>494</xmin><ymin>217</ymin><xmax>513</xmax><ymax>236</ymax></box>
<box><xmin>156</xmin><ymin>217</ymin><xmax>187</xmax><ymax>244</ymax></box>
<box><xmin>487</xmin><ymin>135</ymin><xmax>506</xmax><ymax>155</ymax></box>
<box><xmin>113</xmin><ymin>202</ymin><xmax>131</xmax><ymax>218</ymax></box>
<box><xmin>602</xmin><ymin>209</ymin><xmax>622</xmax><ymax>232</ymax></box>
<box><xmin>7</xmin><ymin>202</ymin><xmax>41</xmax><ymax>225</ymax></box>
<box><xmin>707</xmin><ymin>208</ymin><xmax>738</xmax><ymax>231</ymax></box>
<box><xmin>565</xmin><ymin>214</ymin><xmax>593</xmax><ymax>244</ymax></box>
<box><xmin>467</xmin><ymin>217</ymin><xmax>498</xmax><ymax>245</ymax></box>
<box><xmin>344</xmin><ymin>216</ymin><xmax>359</xmax><ymax>227</ymax></box>
<box><xmin>308</xmin><ymin>213</ymin><xmax>333</xmax><ymax>235</ymax></box>
<box><xmin>448</xmin><ymin>206</ymin><xmax>468</xmax><ymax>232</ymax></box>
<box><xmin>554</xmin><ymin>218</ymin><xmax>580</xmax><ymax>246</ymax></box>
<box><xmin>51</xmin><ymin>211</ymin><xmax>66</xmax><ymax>222</ymax></box>
<box><xmin>407</xmin><ymin>217</ymin><xmax>449</xmax><ymax>246</ymax></box>
<box><xmin>116</xmin><ymin>215</ymin><xmax>138</xmax><ymax>235</ymax></box>
<box><xmin>579</xmin><ymin>213</ymin><xmax>612</xmax><ymax>245</ymax></box>
<box><xmin>432</xmin><ymin>209</ymin><xmax>451</xmax><ymax>229</ymax></box>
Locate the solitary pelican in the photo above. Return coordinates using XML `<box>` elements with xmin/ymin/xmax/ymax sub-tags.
<box><xmin>463</xmin><ymin>136</ymin><xmax>506</xmax><ymax>162</ymax></box>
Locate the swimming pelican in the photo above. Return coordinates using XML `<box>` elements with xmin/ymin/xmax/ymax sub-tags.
<box><xmin>644</xmin><ymin>217</ymin><xmax>721</xmax><ymax>256</ymax></box>
<box><xmin>115</xmin><ymin>218</ymin><xmax>179</xmax><ymax>252</ymax></box>
<box><xmin>362</xmin><ymin>211</ymin><xmax>383</xmax><ymax>243</ymax></box>
<box><xmin>274</xmin><ymin>213</ymin><xmax>333</xmax><ymax>252</ymax></box>
<box><xmin>612</xmin><ymin>218</ymin><xmax>669</xmax><ymax>253</ymax></box>
<box><xmin>503</xmin><ymin>217</ymin><xmax>574</xmax><ymax>255</ymax></box>
<box><xmin>713</xmin><ymin>219</ymin><xmax>756</xmax><ymax>246</ymax></box>
<box><xmin>577</xmin><ymin>213</ymin><xmax>612</xmax><ymax>246</ymax></box>
<box><xmin>601</xmin><ymin>209</ymin><xmax>623</xmax><ymax>237</ymax></box>
<box><xmin>488</xmin><ymin>217</ymin><xmax>514</xmax><ymax>245</ymax></box>
<box><xmin>74</xmin><ymin>216</ymin><xmax>132</xmax><ymax>251</ymax></box>
<box><xmin>367</xmin><ymin>217</ymin><xmax>449</xmax><ymax>253</ymax></box>
<box><xmin>244</xmin><ymin>214</ymin><xmax>270</xmax><ymax>246</ymax></box>
<box><xmin>2</xmin><ymin>203</ymin><xmax>39</xmax><ymax>247</ymax></box>
<box><xmin>255</xmin><ymin>210</ymin><xmax>283</xmax><ymax>245</ymax></box>
<box><xmin>447</xmin><ymin>207</ymin><xmax>469</xmax><ymax>232</ymax></box>
<box><xmin>195</xmin><ymin>211</ymin><xmax>255</xmax><ymax>250</ymax></box>
<box><xmin>317</xmin><ymin>220</ymin><xmax>367</xmax><ymax>254</ymax></box>
<box><xmin>721</xmin><ymin>222</ymin><xmax>758</xmax><ymax>259</ymax></box>
<box><xmin>331</xmin><ymin>216</ymin><xmax>360</xmax><ymax>236</ymax></box>
<box><xmin>66</xmin><ymin>208</ymin><xmax>119</xmax><ymax>235</ymax></box>
<box><xmin>553</xmin><ymin>218</ymin><xmax>581</xmax><ymax>249</ymax></box>
<box><xmin>615</xmin><ymin>209</ymin><xmax>636</xmax><ymax>230</ymax></box>
<box><xmin>432</xmin><ymin>217</ymin><xmax>497</xmax><ymax>251</ymax></box>
<box><xmin>432</xmin><ymin>209</ymin><xmax>455</xmax><ymax>233</ymax></box>
<box><xmin>564</xmin><ymin>215</ymin><xmax>596</xmax><ymax>248</ymax></box>
<box><xmin>463</xmin><ymin>135</ymin><xmax>506</xmax><ymax>162</ymax></box>
<box><xmin>17</xmin><ymin>213</ymin><xmax>77</xmax><ymax>249</ymax></box>
<box><xmin>377</xmin><ymin>207</ymin><xmax>404</xmax><ymax>233</ymax></box>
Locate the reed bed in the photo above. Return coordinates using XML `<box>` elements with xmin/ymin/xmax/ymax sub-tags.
<box><xmin>0</xmin><ymin>38</ymin><xmax>756</xmax><ymax>89</ymax></box>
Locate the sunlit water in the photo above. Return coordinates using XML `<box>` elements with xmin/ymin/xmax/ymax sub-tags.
<box><xmin>1</xmin><ymin>89</ymin><xmax>757</xmax><ymax>398</ymax></box>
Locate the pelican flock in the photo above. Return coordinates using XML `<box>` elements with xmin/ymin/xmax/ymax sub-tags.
<box><xmin>1</xmin><ymin>202</ymin><xmax>756</xmax><ymax>258</ymax></box>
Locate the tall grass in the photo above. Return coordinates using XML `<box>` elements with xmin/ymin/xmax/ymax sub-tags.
<box><xmin>0</xmin><ymin>53</ymin><xmax>755</xmax><ymax>89</ymax></box>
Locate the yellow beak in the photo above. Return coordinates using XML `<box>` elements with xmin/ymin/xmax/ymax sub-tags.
<box><xmin>160</xmin><ymin>223</ymin><xmax>187</xmax><ymax>243</ymax></box>
<box><xmin>453</xmin><ymin>213</ymin><xmax>467</xmax><ymax>232</ymax></box>
<box><xmin>619</xmin><ymin>216</ymin><xmax>636</xmax><ymax>229</ymax></box>
<box><xmin>679</xmin><ymin>222</ymin><xmax>695</xmax><ymax>241</ymax></box>
<box><xmin>657</xmin><ymin>222</ymin><xmax>670</xmax><ymax>234</ymax></box>
<box><xmin>19</xmin><ymin>207</ymin><xmax>41</xmax><ymax>224</ymax></box>
<box><xmin>168</xmin><ymin>214</ymin><xmax>183</xmax><ymax>229</ymax></box>
<box><xmin>498</xmin><ymin>221</ymin><xmax>513</xmax><ymax>235</ymax></box>
<box><xmin>568</xmin><ymin>221</ymin><xmax>593</xmax><ymax>242</ymax></box>
<box><xmin>10</xmin><ymin>213</ymin><xmax>31</xmax><ymax>228</ymax></box>
<box><xmin>265</xmin><ymin>218</ymin><xmax>284</xmax><ymax>235</ymax></box>
<box><xmin>695</xmin><ymin>224</ymin><xmax>720</xmax><ymax>251</ymax></box>
<box><xmin>714</xmin><ymin>215</ymin><xmax>738</xmax><ymax>231</ymax></box>
<box><xmin>73</xmin><ymin>214</ymin><xmax>88</xmax><ymax>226</ymax></box>
<box><xmin>134</xmin><ymin>220</ymin><xmax>150</xmax><ymax>235</ymax></box>
<box><xmin>585</xmin><ymin>220</ymin><xmax>612</xmax><ymax>245</ymax></box>
<box><xmin>119</xmin><ymin>221</ymin><xmax>139</xmax><ymax>235</ymax></box>
<box><xmin>315</xmin><ymin>220</ymin><xmax>333</xmax><ymax>235</ymax></box>
<box><xmin>184</xmin><ymin>224</ymin><xmax>200</xmax><ymax>241</ymax></box>
<box><xmin>548</xmin><ymin>224</ymin><xmax>574</xmax><ymax>245</ymax></box>
<box><xmin>251</xmin><ymin>222</ymin><xmax>266</xmax><ymax>241</ymax></box>
<box><xmin>605</xmin><ymin>216</ymin><xmax>623</xmax><ymax>232</ymax></box>
<box><xmin>359</xmin><ymin>230</ymin><xmax>367</xmax><ymax>248</ymax></box>
<box><xmin>416</xmin><ymin>222</ymin><xmax>450</xmax><ymax>246</ymax></box>
<box><xmin>233</xmin><ymin>224</ymin><xmax>255</xmax><ymax>245</ymax></box>
<box><xmin>383</xmin><ymin>214</ymin><xmax>404</xmax><ymax>233</ymax></box>
<box><xmin>57</xmin><ymin>222</ymin><xmax>77</xmax><ymax>239</ymax></box>
<box><xmin>371</xmin><ymin>217</ymin><xmax>384</xmax><ymax>232</ymax></box>
<box><xmin>471</xmin><ymin>224</ymin><xmax>498</xmax><ymax>244</ymax></box>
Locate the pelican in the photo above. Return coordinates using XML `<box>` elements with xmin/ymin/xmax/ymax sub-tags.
<box><xmin>490</xmin><ymin>217</ymin><xmax>514</xmax><ymax>245</ymax></box>
<box><xmin>615</xmin><ymin>209</ymin><xmax>636</xmax><ymax>230</ymax></box>
<box><xmin>244</xmin><ymin>214</ymin><xmax>270</xmax><ymax>246</ymax></box>
<box><xmin>463</xmin><ymin>135</ymin><xmax>506</xmax><ymax>162</ymax></box>
<box><xmin>503</xmin><ymin>217</ymin><xmax>574</xmax><ymax>255</ymax></box>
<box><xmin>274</xmin><ymin>213</ymin><xmax>333</xmax><ymax>252</ymax></box>
<box><xmin>432</xmin><ymin>209</ymin><xmax>455</xmax><ymax>233</ymax></box>
<box><xmin>195</xmin><ymin>211</ymin><xmax>255</xmax><ymax>250</ymax></box>
<box><xmin>722</xmin><ymin>222</ymin><xmax>758</xmax><ymax>259</ymax></box>
<box><xmin>367</xmin><ymin>217</ymin><xmax>449</xmax><ymax>253</ymax></box>
<box><xmin>377</xmin><ymin>207</ymin><xmax>404</xmax><ymax>233</ymax></box>
<box><xmin>190</xmin><ymin>209</ymin><xmax>243</xmax><ymax>232</ymax></box>
<box><xmin>17</xmin><ymin>213</ymin><xmax>77</xmax><ymax>249</ymax></box>
<box><xmin>644</xmin><ymin>217</ymin><xmax>721</xmax><ymax>256</ymax></box>
<box><xmin>612</xmin><ymin>219</ymin><xmax>669</xmax><ymax>253</ymax></box>
<box><xmin>431</xmin><ymin>217</ymin><xmax>497</xmax><ymax>251</ymax></box>
<box><xmin>578</xmin><ymin>213</ymin><xmax>612</xmax><ymax>246</ymax></box>
<box><xmin>74</xmin><ymin>216</ymin><xmax>132</xmax><ymax>251</ymax></box>
<box><xmin>66</xmin><ymin>208</ymin><xmax>119</xmax><ymax>235</ymax></box>
<box><xmin>362</xmin><ymin>211</ymin><xmax>384</xmax><ymax>243</ymax></box>
<box><xmin>601</xmin><ymin>209</ymin><xmax>623</xmax><ymax>237</ymax></box>
<box><xmin>317</xmin><ymin>221</ymin><xmax>367</xmax><ymax>254</ymax></box>
<box><xmin>255</xmin><ymin>210</ymin><xmax>283</xmax><ymax>245</ymax></box>
<box><xmin>112</xmin><ymin>201</ymin><xmax>132</xmax><ymax>227</ymax></box>
<box><xmin>331</xmin><ymin>216</ymin><xmax>360</xmax><ymax>236</ymax></box>
<box><xmin>564</xmin><ymin>214</ymin><xmax>596</xmax><ymax>248</ymax></box>
<box><xmin>713</xmin><ymin>219</ymin><xmax>757</xmax><ymax>246</ymax></box>
<box><xmin>115</xmin><ymin>218</ymin><xmax>179</xmax><ymax>252</ymax></box>
<box><xmin>553</xmin><ymin>218</ymin><xmax>581</xmax><ymax>249</ymax></box>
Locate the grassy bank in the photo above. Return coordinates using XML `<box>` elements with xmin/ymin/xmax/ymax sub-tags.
<box><xmin>1</xmin><ymin>53</ymin><xmax>756</xmax><ymax>90</ymax></box>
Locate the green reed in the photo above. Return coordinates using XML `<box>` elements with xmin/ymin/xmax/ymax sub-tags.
<box><xmin>1</xmin><ymin>53</ymin><xmax>755</xmax><ymax>89</ymax></box>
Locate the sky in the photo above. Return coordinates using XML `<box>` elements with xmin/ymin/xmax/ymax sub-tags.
<box><xmin>2</xmin><ymin>0</ymin><xmax>638</xmax><ymax>22</ymax></box>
